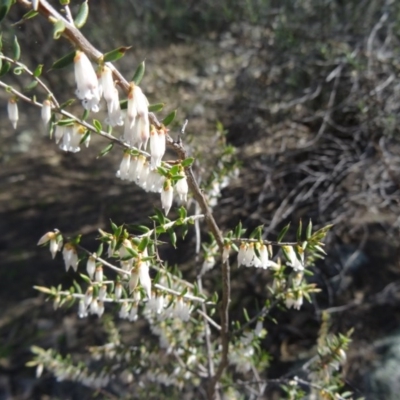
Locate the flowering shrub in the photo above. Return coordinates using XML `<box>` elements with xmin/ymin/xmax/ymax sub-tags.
<box><xmin>1</xmin><ymin>1</ymin><xmax>358</xmax><ymax>399</ymax></box>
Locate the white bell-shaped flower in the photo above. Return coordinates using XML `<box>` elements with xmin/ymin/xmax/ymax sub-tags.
<box><xmin>74</xmin><ymin>51</ymin><xmax>101</xmax><ymax>112</ymax></box>
<box><xmin>161</xmin><ymin>179</ymin><xmax>173</xmax><ymax>216</ymax></box>
<box><xmin>62</xmin><ymin>243</ymin><xmax>79</xmax><ymax>272</ymax></box>
<box><xmin>7</xmin><ymin>98</ymin><xmax>18</xmax><ymax>129</ymax></box>
<box><xmin>41</xmin><ymin>99</ymin><xmax>52</xmax><ymax>125</ymax></box>
<box><xmin>175</xmin><ymin>173</ymin><xmax>188</xmax><ymax>202</ymax></box>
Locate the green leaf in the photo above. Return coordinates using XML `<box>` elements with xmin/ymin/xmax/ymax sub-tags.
<box><xmin>74</xmin><ymin>0</ymin><xmax>89</xmax><ymax>28</ymax></box>
<box><xmin>96</xmin><ymin>243</ymin><xmax>103</xmax><ymax>257</ymax></box>
<box><xmin>79</xmin><ymin>130</ymin><xmax>90</xmax><ymax>145</ymax></box>
<box><xmin>103</xmin><ymin>46</ymin><xmax>131</xmax><ymax>63</ymax></box>
<box><xmin>138</xmin><ymin>236</ymin><xmax>149</xmax><ymax>253</ymax></box>
<box><xmin>306</xmin><ymin>219</ymin><xmax>312</xmax><ymax>239</ymax></box>
<box><xmin>82</xmin><ymin>108</ymin><xmax>89</xmax><ymax>121</ymax></box>
<box><xmin>12</xmin><ymin>36</ymin><xmax>20</xmax><ymax>60</ymax></box>
<box><xmin>24</xmin><ymin>80</ymin><xmax>38</xmax><ymax>91</ymax></box>
<box><xmin>163</xmin><ymin>110</ymin><xmax>177</xmax><ymax>127</ymax></box>
<box><xmin>97</xmin><ymin>143</ymin><xmax>113</xmax><ymax>158</ymax></box>
<box><xmin>169</xmin><ymin>165</ymin><xmax>180</xmax><ymax>176</ymax></box>
<box><xmin>148</xmin><ymin>103</ymin><xmax>164</xmax><ymax>112</ymax></box>
<box><xmin>57</xmin><ymin>118</ymin><xmax>75</xmax><ymax>126</ymax></box>
<box><xmin>234</xmin><ymin>221</ymin><xmax>243</xmax><ymax>239</ymax></box>
<box><xmin>58</xmin><ymin>98</ymin><xmax>75</xmax><ymax>109</ymax></box>
<box><xmin>277</xmin><ymin>222</ymin><xmax>290</xmax><ymax>243</ymax></box>
<box><xmin>154</xmin><ymin>208</ymin><xmax>166</xmax><ymax>225</ymax></box>
<box><xmin>132</xmin><ymin>61</ymin><xmax>145</xmax><ymax>84</ymax></box>
<box><xmin>0</xmin><ymin>0</ymin><xmax>12</xmax><ymax>24</ymax></box>
<box><xmin>93</xmin><ymin>119</ymin><xmax>102</xmax><ymax>132</ymax></box>
<box><xmin>168</xmin><ymin>229</ymin><xmax>177</xmax><ymax>248</ymax></box>
<box><xmin>79</xmin><ymin>274</ymin><xmax>91</xmax><ymax>284</ymax></box>
<box><xmin>296</xmin><ymin>219</ymin><xmax>302</xmax><ymax>242</ymax></box>
<box><xmin>73</xmin><ymin>280</ymin><xmax>82</xmax><ymax>294</ymax></box>
<box><xmin>53</xmin><ymin>19</ymin><xmax>66</xmax><ymax>39</ymax></box>
<box><xmin>0</xmin><ymin>60</ymin><xmax>10</xmax><ymax>76</ymax></box>
<box><xmin>178</xmin><ymin>206</ymin><xmax>187</xmax><ymax>220</ymax></box>
<box><xmin>51</xmin><ymin>51</ymin><xmax>76</xmax><ymax>70</ymax></box>
<box><xmin>181</xmin><ymin>157</ymin><xmax>194</xmax><ymax>167</ymax></box>
<box><xmin>249</xmin><ymin>225</ymin><xmax>263</xmax><ymax>240</ymax></box>
<box><xmin>22</xmin><ymin>9</ymin><xmax>39</xmax><ymax>21</ymax></box>
<box><xmin>33</xmin><ymin>64</ymin><xmax>43</xmax><ymax>77</ymax></box>
<box><xmin>120</xmin><ymin>99</ymin><xmax>127</xmax><ymax>110</ymax></box>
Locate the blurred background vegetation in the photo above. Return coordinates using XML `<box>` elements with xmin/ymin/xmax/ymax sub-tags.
<box><xmin>1</xmin><ymin>0</ymin><xmax>400</xmax><ymax>398</ymax></box>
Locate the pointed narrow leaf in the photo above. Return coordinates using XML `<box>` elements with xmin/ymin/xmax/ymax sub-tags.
<box><xmin>168</xmin><ymin>228</ymin><xmax>177</xmax><ymax>249</ymax></box>
<box><xmin>79</xmin><ymin>130</ymin><xmax>90</xmax><ymax>145</ymax></box>
<box><xmin>132</xmin><ymin>61</ymin><xmax>145</xmax><ymax>84</ymax></box>
<box><xmin>181</xmin><ymin>157</ymin><xmax>194</xmax><ymax>167</ymax></box>
<box><xmin>103</xmin><ymin>46</ymin><xmax>131</xmax><ymax>63</ymax></box>
<box><xmin>82</xmin><ymin>108</ymin><xmax>89</xmax><ymax>120</ymax></box>
<box><xmin>0</xmin><ymin>0</ymin><xmax>12</xmax><ymax>23</ymax></box>
<box><xmin>277</xmin><ymin>222</ymin><xmax>290</xmax><ymax>243</ymax></box>
<box><xmin>24</xmin><ymin>80</ymin><xmax>38</xmax><ymax>91</ymax></box>
<box><xmin>163</xmin><ymin>110</ymin><xmax>177</xmax><ymax>127</ymax></box>
<box><xmin>148</xmin><ymin>103</ymin><xmax>165</xmax><ymax>112</ymax></box>
<box><xmin>53</xmin><ymin>19</ymin><xmax>66</xmax><ymax>40</ymax></box>
<box><xmin>296</xmin><ymin>219</ymin><xmax>302</xmax><ymax>242</ymax></box>
<box><xmin>97</xmin><ymin>143</ymin><xmax>114</xmax><ymax>158</ymax></box>
<box><xmin>51</xmin><ymin>51</ymin><xmax>76</xmax><ymax>70</ymax></box>
<box><xmin>306</xmin><ymin>219</ymin><xmax>312</xmax><ymax>239</ymax></box>
<box><xmin>33</xmin><ymin>64</ymin><xmax>43</xmax><ymax>77</ymax></box>
<box><xmin>74</xmin><ymin>0</ymin><xmax>89</xmax><ymax>28</ymax></box>
<box><xmin>93</xmin><ymin>119</ymin><xmax>102</xmax><ymax>132</ymax></box>
<box><xmin>58</xmin><ymin>98</ymin><xmax>75</xmax><ymax>109</ymax></box>
<box><xmin>138</xmin><ymin>236</ymin><xmax>149</xmax><ymax>253</ymax></box>
<box><xmin>22</xmin><ymin>9</ymin><xmax>39</xmax><ymax>21</ymax></box>
<box><xmin>0</xmin><ymin>60</ymin><xmax>10</xmax><ymax>76</ymax></box>
<box><xmin>12</xmin><ymin>36</ymin><xmax>20</xmax><ymax>60</ymax></box>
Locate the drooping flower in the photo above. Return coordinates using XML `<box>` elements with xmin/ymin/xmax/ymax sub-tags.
<box><xmin>161</xmin><ymin>179</ymin><xmax>173</xmax><ymax>216</ymax></box>
<box><xmin>201</xmin><ymin>255</ymin><xmax>216</xmax><ymax>275</ymax></box>
<box><xmin>222</xmin><ymin>244</ymin><xmax>231</xmax><ymax>263</ymax></box>
<box><xmin>37</xmin><ymin>230</ymin><xmax>62</xmax><ymax>259</ymax></box>
<box><xmin>100</xmin><ymin>66</ymin><xmax>123</xmax><ymax>126</ymax></box>
<box><xmin>283</xmin><ymin>245</ymin><xmax>304</xmax><ymax>271</ymax></box>
<box><xmin>74</xmin><ymin>51</ymin><xmax>101</xmax><ymax>112</ymax></box>
<box><xmin>62</xmin><ymin>243</ymin><xmax>79</xmax><ymax>272</ymax></box>
<box><xmin>95</xmin><ymin>266</ymin><xmax>103</xmax><ymax>282</ymax></box>
<box><xmin>150</xmin><ymin>126</ymin><xmax>166</xmax><ymax>169</ymax></box>
<box><xmin>175</xmin><ymin>172</ymin><xmax>188</xmax><ymax>202</ymax></box>
<box><xmin>86</xmin><ymin>255</ymin><xmax>96</xmax><ymax>279</ymax></box>
<box><xmin>124</xmin><ymin>83</ymin><xmax>149</xmax><ymax>149</ymax></box>
<box><xmin>59</xmin><ymin>124</ymin><xmax>88</xmax><ymax>153</ymax></box>
<box><xmin>138</xmin><ymin>260</ymin><xmax>152</xmax><ymax>299</ymax></box>
<box><xmin>41</xmin><ymin>99</ymin><xmax>52</xmax><ymax>125</ymax></box>
<box><xmin>7</xmin><ymin>98</ymin><xmax>18</xmax><ymax>129</ymax></box>
<box><xmin>116</xmin><ymin>152</ymin><xmax>131</xmax><ymax>180</ymax></box>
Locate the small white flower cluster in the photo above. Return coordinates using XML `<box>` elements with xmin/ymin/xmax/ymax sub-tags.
<box><xmin>145</xmin><ymin>295</ymin><xmax>193</xmax><ymax>322</ymax></box>
<box><xmin>237</xmin><ymin>242</ymin><xmax>277</xmax><ymax>269</ymax></box>
<box><xmin>124</xmin><ymin>83</ymin><xmax>149</xmax><ymax>149</ymax></box>
<box><xmin>116</xmin><ymin>151</ymin><xmax>189</xmax><ymax>216</ymax></box>
<box><xmin>115</xmin><ymin>239</ymin><xmax>152</xmax><ymax>299</ymax></box>
<box><xmin>99</xmin><ymin>65</ymin><xmax>123</xmax><ymax>126</ymax></box>
<box><xmin>55</xmin><ymin>123</ymin><xmax>90</xmax><ymax>153</ymax></box>
<box><xmin>285</xmin><ymin>270</ymin><xmax>305</xmax><ymax>310</ymax></box>
<box><xmin>229</xmin><ymin>320</ymin><xmax>265</xmax><ymax>373</ymax></box>
<box><xmin>118</xmin><ymin>300</ymin><xmax>140</xmax><ymax>322</ymax></box>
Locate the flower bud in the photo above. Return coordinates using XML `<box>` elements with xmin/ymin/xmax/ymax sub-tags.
<box><xmin>41</xmin><ymin>99</ymin><xmax>52</xmax><ymax>125</ymax></box>
<box><xmin>7</xmin><ymin>98</ymin><xmax>18</xmax><ymax>129</ymax></box>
